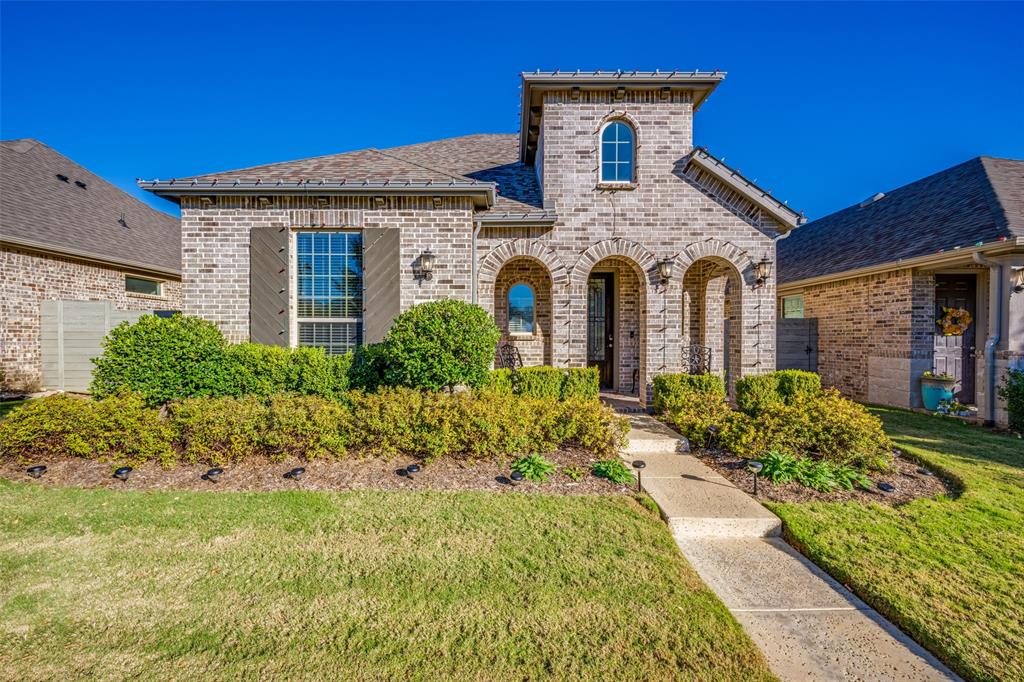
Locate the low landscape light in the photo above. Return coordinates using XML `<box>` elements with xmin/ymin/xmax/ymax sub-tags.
<box><xmin>632</xmin><ymin>460</ymin><xmax>646</xmax><ymax>491</ymax></box>
<box><xmin>284</xmin><ymin>467</ymin><xmax>306</xmax><ymax>480</ymax></box>
<box><xmin>916</xmin><ymin>468</ymin><xmax>934</xmax><ymax>477</ymax></box>
<box><xmin>406</xmin><ymin>464</ymin><xmax>421</xmax><ymax>480</ymax></box>
<box><xmin>113</xmin><ymin>466</ymin><xmax>132</xmax><ymax>482</ymax></box>
<box><xmin>205</xmin><ymin>468</ymin><xmax>224</xmax><ymax>483</ymax></box>
<box><xmin>878</xmin><ymin>482</ymin><xmax>895</xmax><ymax>493</ymax></box>
<box><xmin>26</xmin><ymin>465</ymin><xmax>46</xmax><ymax>479</ymax></box>
<box><xmin>746</xmin><ymin>460</ymin><xmax>764</xmax><ymax>496</ymax></box>
<box><xmin>510</xmin><ymin>471</ymin><xmax>524</xmax><ymax>484</ymax></box>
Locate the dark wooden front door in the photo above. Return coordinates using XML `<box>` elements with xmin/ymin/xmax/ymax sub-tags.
<box><xmin>587</xmin><ymin>273</ymin><xmax>615</xmax><ymax>389</ymax></box>
<box><xmin>934</xmin><ymin>274</ymin><xmax>977</xmax><ymax>403</ymax></box>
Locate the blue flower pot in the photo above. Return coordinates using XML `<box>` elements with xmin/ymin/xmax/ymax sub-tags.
<box><xmin>921</xmin><ymin>378</ymin><xmax>955</xmax><ymax>411</ymax></box>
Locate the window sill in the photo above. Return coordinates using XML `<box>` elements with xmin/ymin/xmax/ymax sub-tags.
<box><xmin>508</xmin><ymin>332</ymin><xmax>537</xmax><ymax>339</ymax></box>
<box><xmin>126</xmin><ymin>292</ymin><xmax>166</xmax><ymax>301</ymax></box>
<box><xmin>596</xmin><ymin>182</ymin><xmax>637</xmax><ymax>191</ymax></box>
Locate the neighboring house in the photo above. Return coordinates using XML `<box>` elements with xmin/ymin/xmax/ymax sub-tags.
<box><xmin>777</xmin><ymin>157</ymin><xmax>1024</xmax><ymax>426</ymax></box>
<box><xmin>140</xmin><ymin>70</ymin><xmax>803</xmax><ymax>402</ymax></box>
<box><xmin>0</xmin><ymin>139</ymin><xmax>183</xmax><ymax>390</ymax></box>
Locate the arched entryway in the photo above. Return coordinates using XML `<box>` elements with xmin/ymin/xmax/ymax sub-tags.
<box><xmin>682</xmin><ymin>256</ymin><xmax>744</xmax><ymax>393</ymax></box>
<box><xmin>492</xmin><ymin>257</ymin><xmax>553</xmax><ymax>365</ymax></box>
<box><xmin>584</xmin><ymin>256</ymin><xmax>647</xmax><ymax>396</ymax></box>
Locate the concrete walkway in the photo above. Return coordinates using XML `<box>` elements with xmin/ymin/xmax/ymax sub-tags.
<box><xmin>618</xmin><ymin>409</ymin><xmax>960</xmax><ymax>682</ymax></box>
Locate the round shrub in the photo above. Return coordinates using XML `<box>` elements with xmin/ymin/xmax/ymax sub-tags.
<box><xmin>378</xmin><ymin>300</ymin><xmax>501</xmax><ymax>390</ymax></box>
<box><xmin>222</xmin><ymin>343</ymin><xmax>292</xmax><ymax>397</ymax></box>
<box><xmin>91</xmin><ymin>314</ymin><xmax>229</xmax><ymax>405</ymax></box>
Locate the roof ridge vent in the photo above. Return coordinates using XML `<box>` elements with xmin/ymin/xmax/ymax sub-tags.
<box><xmin>859</xmin><ymin>192</ymin><xmax>885</xmax><ymax>208</ymax></box>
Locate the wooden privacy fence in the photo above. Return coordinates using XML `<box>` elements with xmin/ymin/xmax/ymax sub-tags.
<box><xmin>40</xmin><ymin>301</ymin><xmax>157</xmax><ymax>392</ymax></box>
<box><xmin>776</xmin><ymin>318</ymin><xmax>818</xmax><ymax>373</ymax></box>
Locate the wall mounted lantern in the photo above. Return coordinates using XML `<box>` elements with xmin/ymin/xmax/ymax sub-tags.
<box><xmin>657</xmin><ymin>258</ymin><xmax>674</xmax><ymax>285</ymax></box>
<box><xmin>1013</xmin><ymin>267</ymin><xmax>1024</xmax><ymax>294</ymax></box>
<box><xmin>753</xmin><ymin>255</ymin><xmax>773</xmax><ymax>289</ymax></box>
<box><xmin>419</xmin><ymin>250</ymin><xmax>436</xmax><ymax>281</ymax></box>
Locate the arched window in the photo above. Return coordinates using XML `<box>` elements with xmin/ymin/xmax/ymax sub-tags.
<box><xmin>600</xmin><ymin>121</ymin><xmax>635</xmax><ymax>183</ymax></box>
<box><xmin>507</xmin><ymin>283</ymin><xmax>535</xmax><ymax>334</ymax></box>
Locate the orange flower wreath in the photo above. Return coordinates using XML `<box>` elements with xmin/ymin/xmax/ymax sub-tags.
<box><xmin>937</xmin><ymin>306</ymin><xmax>972</xmax><ymax>336</ymax></box>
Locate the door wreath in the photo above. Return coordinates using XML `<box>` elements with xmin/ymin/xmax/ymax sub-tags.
<box><xmin>936</xmin><ymin>306</ymin><xmax>972</xmax><ymax>336</ymax></box>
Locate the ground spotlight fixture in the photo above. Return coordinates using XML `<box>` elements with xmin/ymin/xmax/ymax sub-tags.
<box><xmin>510</xmin><ymin>471</ymin><xmax>524</xmax><ymax>485</ymax></box>
<box><xmin>405</xmin><ymin>463</ymin><xmax>421</xmax><ymax>479</ymax></box>
<box><xmin>878</xmin><ymin>482</ymin><xmax>895</xmax><ymax>493</ymax></box>
<box><xmin>284</xmin><ymin>467</ymin><xmax>306</xmax><ymax>481</ymax></box>
<box><xmin>705</xmin><ymin>424</ymin><xmax>719</xmax><ymax>449</ymax></box>
<box><xmin>419</xmin><ymin>250</ymin><xmax>435</xmax><ymax>280</ymax></box>
<box><xmin>657</xmin><ymin>258</ymin><xmax>674</xmax><ymax>285</ymax></box>
<box><xmin>26</xmin><ymin>465</ymin><xmax>47</xmax><ymax>479</ymax></box>
<box><xmin>113</xmin><ymin>466</ymin><xmax>132</xmax><ymax>482</ymax></box>
<box><xmin>746</xmin><ymin>460</ymin><xmax>764</xmax><ymax>495</ymax></box>
<box><xmin>753</xmin><ymin>255</ymin><xmax>773</xmax><ymax>289</ymax></box>
<box><xmin>916</xmin><ymin>468</ymin><xmax>934</xmax><ymax>477</ymax></box>
<box><xmin>205</xmin><ymin>468</ymin><xmax>224</xmax><ymax>483</ymax></box>
<box><xmin>632</xmin><ymin>460</ymin><xmax>647</xmax><ymax>491</ymax></box>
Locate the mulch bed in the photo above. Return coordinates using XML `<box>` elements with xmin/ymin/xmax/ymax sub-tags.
<box><xmin>692</xmin><ymin>447</ymin><xmax>957</xmax><ymax>505</ymax></box>
<box><xmin>0</xmin><ymin>448</ymin><xmax>633</xmax><ymax>496</ymax></box>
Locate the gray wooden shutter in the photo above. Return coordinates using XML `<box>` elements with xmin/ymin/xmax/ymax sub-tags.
<box><xmin>362</xmin><ymin>228</ymin><xmax>401</xmax><ymax>344</ymax></box>
<box><xmin>250</xmin><ymin>226</ymin><xmax>290</xmax><ymax>346</ymax></box>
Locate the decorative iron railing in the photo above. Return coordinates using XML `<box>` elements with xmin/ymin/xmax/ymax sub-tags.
<box><xmin>496</xmin><ymin>343</ymin><xmax>524</xmax><ymax>372</ymax></box>
<box><xmin>686</xmin><ymin>344</ymin><xmax>712</xmax><ymax>375</ymax></box>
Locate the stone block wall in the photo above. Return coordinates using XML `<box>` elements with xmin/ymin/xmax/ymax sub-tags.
<box><xmin>0</xmin><ymin>246</ymin><xmax>182</xmax><ymax>390</ymax></box>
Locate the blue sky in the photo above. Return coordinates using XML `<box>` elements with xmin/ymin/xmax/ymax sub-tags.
<box><xmin>2</xmin><ymin>1</ymin><xmax>1022</xmax><ymax>220</ymax></box>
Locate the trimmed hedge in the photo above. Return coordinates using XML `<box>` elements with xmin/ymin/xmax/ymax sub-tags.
<box><xmin>483</xmin><ymin>366</ymin><xmax>600</xmax><ymax>401</ymax></box>
<box><xmin>651</xmin><ymin>373</ymin><xmax>726</xmax><ymax>414</ymax></box>
<box><xmin>0</xmin><ymin>390</ymin><xmax>628</xmax><ymax>467</ymax></box>
<box><xmin>90</xmin><ymin>314</ymin><xmax>352</xmax><ymax>405</ymax></box>
<box><xmin>735</xmin><ymin>370</ymin><xmax>821</xmax><ymax>416</ymax></box>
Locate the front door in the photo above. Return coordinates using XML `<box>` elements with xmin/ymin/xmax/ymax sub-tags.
<box><xmin>934</xmin><ymin>274</ymin><xmax>977</xmax><ymax>403</ymax></box>
<box><xmin>587</xmin><ymin>273</ymin><xmax>615</xmax><ymax>389</ymax></box>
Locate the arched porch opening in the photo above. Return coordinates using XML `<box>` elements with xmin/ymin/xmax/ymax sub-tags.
<box><xmin>586</xmin><ymin>256</ymin><xmax>647</xmax><ymax>396</ymax></box>
<box><xmin>682</xmin><ymin>257</ymin><xmax>744</xmax><ymax>394</ymax></box>
<box><xmin>493</xmin><ymin>256</ymin><xmax>553</xmax><ymax>366</ymax></box>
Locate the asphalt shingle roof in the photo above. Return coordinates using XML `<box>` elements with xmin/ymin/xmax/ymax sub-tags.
<box><xmin>777</xmin><ymin>156</ymin><xmax>1024</xmax><ymax>284</ymax></box>
<box><xmin>172</xmin><ymin>134</ymin><xmax>544</xmax><ymax>216</ymax></box>
<box><xmin>1</xmin><ymin>139</ymin><xmax>180</xmax><ymax>274</ymax></box>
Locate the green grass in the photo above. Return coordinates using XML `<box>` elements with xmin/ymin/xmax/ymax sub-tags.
<box><xmin>769</xmin><ymin>407</ymin><xmax>1024</xmax><ymax>682</ymax></box>
<box><xmin>0</xmin><ymin>485</ymin><xmax>773</xmax><ymax>681</ymax></box>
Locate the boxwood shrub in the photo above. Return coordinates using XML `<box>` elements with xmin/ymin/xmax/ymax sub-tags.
<box><xmin>735</xmin><ymin>370</ymin><xmax>821</xmax><ymax>416</ymax></box>
<box><xmin>651</xmin><ymin>373</ymin><xmax>726</xmax><ymax>414</ymax></box>
<box><xmin>483</xmin><ymin>366</ymin><xmax>600</xmax><ymax>401</ymax></box>
<box><xmin>998</xmin><ymin>368</ymin><xmax>1024</xmax><ymax>433</ymax></box>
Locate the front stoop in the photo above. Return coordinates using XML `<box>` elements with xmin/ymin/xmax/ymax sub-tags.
<box><xmin>617</xmin><ymin>412</ymin><xmax>960</xmax><ymax>681</ymax></box>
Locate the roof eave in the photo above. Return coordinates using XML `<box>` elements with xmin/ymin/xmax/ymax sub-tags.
<box><xmin>1</xmin><ymin>235</ymin><xmax>181</xmax><ymax>278</ymax></box>
<box><xmin>477</xmin><ymin>211</ymin><xmax>558</xmax><ymax>226</ymax></box>
<box><xmin>139</xmin><ymin>181</ymin><xmax>496</xmax><ymax>208</ymax></box>
<box><xmin>686</xmin><ymin>149</ymin><xmax>804</xmax><ymax>230</ymax></box>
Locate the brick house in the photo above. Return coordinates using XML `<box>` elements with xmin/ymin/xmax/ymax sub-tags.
<box><xmin>777</xmin><ymin>157</ymin><xmax>1024</xmax><ymax>426</ymax></box>
<box><xmin>1</xmin><ymin>139</ymin><xmax>183</xmax><ymax>390</ymax></box>
<box><xmin>141</xmin><ymin>71</ymin><xmax>803</xmax><ymax>403</ymax></box>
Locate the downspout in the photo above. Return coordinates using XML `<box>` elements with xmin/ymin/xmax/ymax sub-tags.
<box><xmin>471</xmin><ymin>219</ymin><xmax>482</xmax><ymax>304</ymax></box>
<box><xmin>973</xmin><ymin>252</ymin><xmax>1003</xmax><ymax>426</ymax></box>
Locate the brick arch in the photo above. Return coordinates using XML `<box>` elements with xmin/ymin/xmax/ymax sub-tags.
<box><xmin>478</xmin><ymin>239</ymin><xmax>568</xmax><ymax>296</ymax></box>
<box><xmin>675</xmin><ymin>238</ymin><xmax>755</xmax><ymax>285</ymax></box>
<box><xmin>596</xmin><ymin>110</ymin><xmax>642</xmax><ymax>136</ymax></box>
<box><xmin>570</xmin><ymin>239</ymin><xmax>660</xmax><ymax>287</ymax></box>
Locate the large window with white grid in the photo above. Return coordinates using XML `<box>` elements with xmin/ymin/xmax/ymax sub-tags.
<box><xmin>295</xmin><ymin>231</ymin><xmax>363</xmax><ymax>354</ymax></box>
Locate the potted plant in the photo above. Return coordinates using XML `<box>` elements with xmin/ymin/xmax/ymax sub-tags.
<box><xmin>921</xmin><ymin>370</ymin><xmax>957</xmax><ymax>411</ymax></box>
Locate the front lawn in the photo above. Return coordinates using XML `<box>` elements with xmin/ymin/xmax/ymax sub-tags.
<box><xmin>770</xmin><ymin>407</ymin><xmax>1023</xmax><ymax>682</ymax></box>
<box><xmin>0</xmin><ymin>484</ymin><xmax>774</xmax><ymax>681</ymax></box>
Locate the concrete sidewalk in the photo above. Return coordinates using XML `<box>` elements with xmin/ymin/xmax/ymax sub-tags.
<box><xmin>619</xmin><ymin>410</ymin><xmax>960</xmax><ymax>682</ymax></box>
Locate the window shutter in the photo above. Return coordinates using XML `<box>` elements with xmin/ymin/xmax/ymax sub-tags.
<box><xmin>362</xmin><ymin>228</ymin><xmax>401</xmax><ymax>344</ymax></box>
<box><xmin>250</xmin><ymin>226</ymin><xmax>290</xmax><ymax>346</ymax></box>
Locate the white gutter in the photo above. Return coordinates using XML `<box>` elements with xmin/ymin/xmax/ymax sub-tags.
<box><xmin>973</xmin><ymin>251</ymin><xmax>1003</xmax><ymax>426</ymax></box>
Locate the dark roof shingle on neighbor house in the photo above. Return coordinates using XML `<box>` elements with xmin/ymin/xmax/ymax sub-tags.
<box><xmin>777</xmin><ymin>156</ymin><xmax>1024</xmax><ymax>285</ymax></box>
<box><xmin>1</xmin><ymin>139</ymin><xmax>180</xmax><ymax>275</ymax></box>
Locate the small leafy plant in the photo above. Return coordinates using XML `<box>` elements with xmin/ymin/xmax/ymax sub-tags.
<box><xmin>592</xmin><ymin>459</ymin><xmax>634</xmax><ymax>486</ymax></box>
<box><xmin>511</xmin><ymin>454</ymin><xmax>557</xmax><ymax>482</ymax></box>
<box><xmin>757</xmin><ymin>450</ymin><xmax>872</xmax><ymax>492</ymax></box>
<box><xmin>562</xmin><ymin>465</ymin><xmax>586</xmax><ymax>482</ymax></box>
<box><xmin>757</xmin><ymin>450</ymin><xmax>804</xmax><ymax>485</ymax></box>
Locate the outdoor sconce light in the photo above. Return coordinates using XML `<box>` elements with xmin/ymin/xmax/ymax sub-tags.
<box><xmin>205</xmin><ymin>468</ymin><xmax>224</xmax><ymax>483</ymax></box>
<box><xmin>284</xmin><ymin>467</ymin><xmax>306</xmax><ymax>481</ymax></box>
<box><xmin>1013</xmin><ymin>267</ymin><xmax>1024</xmax><ymax>294</ymax></box>
<box><xmin>746</xmin><ymin>460</ymin><xmax>764</xmax><ymax>496</ymax></box>
<box><xmin>113</xmin><ymin>466</ymin><xmax>132</xmax><ymax>482</ymax></box>
<box><xmin>26</xmin><ymin>465</ymin><xmax>46</xmax><ymax>479</ymax></box>
<box><xmin>419</xmin><ymin>250</ymin><xmax>436</xmax><ymax>281</ymax></box>
<box><xmin>657</xmin><ymin>258</ymin><xmax>674</xmax><ymax>285</ymax></box>
<box><xmin>632</xmin><ymin>460</ymin><xmax>647</xmax><ymax>492</ymax></box>
<box><xmin>753</xmin><ymin>255</ymin><xmax>773</xmax><ymax>289</ymax></box>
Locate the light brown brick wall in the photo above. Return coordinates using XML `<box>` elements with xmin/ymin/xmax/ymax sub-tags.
<box><xmin>0</xmin><ymin>246</ymin><xmax>182</xmax><ymax>390</ymax></box>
